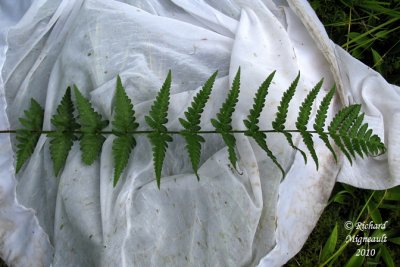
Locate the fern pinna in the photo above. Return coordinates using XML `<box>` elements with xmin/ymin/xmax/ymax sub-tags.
<box><xmin>272</xmin><ymin>72</ymin><xmax>307</xmax><ymax>163</ymax></box>
<box><xmin>243</xmin><ymin>70</ymin><xmax>284</xmax><ymax>176</ymax></box>
<box><xmin>74</xmin><ymin>86</ymin><xmax>109</xmax><ymax>165</ymax></box>
<box><xmin>211</xmin><ymin>68</ymin><xmax>241</xmax><ymax>169</ymax></box>
<box><xmin>179</xmin><ymin>71</ymin><xmax>218</xmax><ymax>180</ymax></box>
<box><xmin>112</xmin><ymin>75</ymin><xmax>139</xmax><ymax>186</ymax></box>
<box><xmin>145</xmin><ymin>71</ymin><xmax>173</xmax><ymax>188</ymax></box>
<box><xmin>15</xmin><ymin>99</ymin><xmax>44</xmax><ymax>173</ymax></box>
<box><xmin>47</xmin><ymin>87</ymin><xmax>79</xmax><ymax>176</ymax></box>
<box><xmin>13</xmin><ymin>70</ymin><xmax>386</xmax><ymax>188</ymax></box>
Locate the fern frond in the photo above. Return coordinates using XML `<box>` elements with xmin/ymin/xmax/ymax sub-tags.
<box><xmin>271</xmin><ymin>72</ymin><xmax>307</xmax><ymax>162</ymax></box>
<box><xmin>112</xmin><ymin>76</ymin><xmax>139</xmax><ymax>186</ymax></box>
<box><xmin>10</xmin><ymin>70</ymin><xmax>387</xmax><ymax>190</ymax></box>
<box><xmin>47</xmin><ymin>87</ymin><xmax>79</xmax><ymax>176</ymax></box>
<box><xmin>74</xmin><ymin>86</ymin><xmax>109</xmax><ymax>165</ymax></box>
<box><xmin>313</xmin><ymin>85</ymin><xmax>337</xmax><ymax>162</ymax></box>
<box><xmin>211</xmin><ymin>68</ymin><xmax>240</xmax><ymax>169</ymax></box>
<box><xmin>243</xmin><ymin>71</ymin><xmax>284</xmax><ymax>176</ymax></box>
<box><xmin>179</xmin><ymin>71</ymin><xmax>217</xmax><ymax>179</ymax></box>
<box><xmin>296</xmin><ymin>79</ymin><xmax>323</xmax><ymax>169</ymax></box>
<box><xmin>15</xmin><ymin>99</ymin><xmax>44</xmax><ymax>173</ymax></box>
<box><xmin>145</xmin><ymin>71</ymin><xmax>173</xmax><ymax>188</ymax></box>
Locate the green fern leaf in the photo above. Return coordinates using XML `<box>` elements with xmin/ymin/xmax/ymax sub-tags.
<box><xmin>296</xmin><ymin>79</ymin><xmax>323</xmax><ymax>169</ymax></box>
<box><xmin>351</xmin><ymin>116</ymin><xmax>385</xmax><ymax>157</ymax></box>
<box><xmin>15</xmin><ymin>99</ymin><xmax>44</xmax><ymax>173</ymax></box>
<box><xmin>74</xmin><ymin>86</ymin><xmax>109</xmax><ymax>165</ymax></box>
<box><xmin>360</xmin><ymin>127</ymin><xmax>384</xmax><ymax>156</ymax></box>
<box><xmin>364</xmin><ymin>129</ymin><xmax>373</xmax><ymax>151</ymax></box>
<box><xmin>149</xmin><ymin>132</ymin><xmax>173</xmax><ymax>188</ymax></box>
<box><xmin>47</xmin><ymin>87</ymin><xmax>79</xmax><ymax>176</ymax></box>
<box><xmin>251</xmin><ymin>131</ymin><xmax>285</xmax><ymax>176</ymax></box>
<box><xmin>349</xmin><ymin>113</ymin><xmax>364</xmax><ymax>157</ymax></box>
<box><xmin>180</xmin><ymin>71</ymin><xmax>217</xmax><ymax>179</ymax></box>
<box><xmin>80</xmin><ymin>133</ymin><xmax>106</xmax><ymax>165</ymax></box>
<box><xmin>180</xmin><ymin>133</ymin><xmax>204</xmax><ymax>178</ymax></box>
<box><xmin>50</xmin><ymin>87</ymin><xmax>80</xmax><ymax>131</ymax></box>
<box><xmin>48</xmin><ymin>132</ymin><xmax>74</xmax><ymax>176</ymax></box>
<box><xmin>313</xmin><ymin>85</ymin><xmax>337</xmax><ymax>162</ymax></box>
<box><xmin>243</xmin><ymin>70</ymin><xmax>284</xmax><ymax>175</ymax></box>
<box><xmin>211</xmin><ymin>68</ymin><xmax>240</xmax><ymax>169</ymax></box>
<box><xmin>11</xmin><ymin>70</ymin><xmax>387</xmax><ymax>190</ymax></box>
<box><xmin>272</xmin><ymin>72</ymin><xmax>307</xmax><ymax>162</ymax></box>
<box><xmin>328</xmin><ymin>105</ymin><xmax>358</xmax><ymax>163</ymax></box>
<box><xmin>367</xmin><ymin>134</ymin><xmax>385</xmax><ymax>156</ymax></box>
<box><xmin>145</xmin><ymin>71</ymin><xmax>172</xmax><ymax>132</ymax></box>
<box><xmin>328</xmin><ymin>104</ymin><xmax>385</xmax><ymax>161</ymax></box>
<box><xmin>112</xmin><ymin>135</ymin><xmax>136</xmax><ymax>186</ymax></box>
<box><xmin>357</xmin><ymin>123</ymin><xmax>369</xmax><ymax>155</ymax></box>
<box><xmin>244</xmin><ymin>71</ymin><xmax>275</xmax><ymax>132</ymax></box>
<box><xmin>145</xmin><ymin>71</ymin><xmax>173</xmax><ymax>188</ymax></box>
<box><xmin>112</xmin><ymin>76</ymin><xmax>139</xmax><ymax>186</ymax></box>
<box><xmin>272</xmin><ymin>72</ymin><xmax>298</xmax><ymax>131</ymax></box>
<box><xmin>339</xmin><ymin>104</ymin><xmax>361</xmax><ymax>158</ymax></box>
<box><xmin>328</xmin><ymin>105</ymin><xmax>354</xmax><ymax>133</ymax></box>
<box><xmin>112</xmin><ymin>76</ymin><xmax>139</xmax><ymax>134</ymax></box>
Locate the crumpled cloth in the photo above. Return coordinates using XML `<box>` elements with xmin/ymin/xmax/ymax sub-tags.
<box><xmin>0</xmin><ymin>0</ymin><xmax>399</xmax><ymax>266</ymax></box>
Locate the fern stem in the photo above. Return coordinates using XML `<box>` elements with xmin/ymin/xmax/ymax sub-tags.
<box><xmin>1</xmin><ymin>130</ymin><xmax>54</xmax><ymax>134</ymax></box>
<box><xmin>1</xmin><ymin>129</ymin><xmax>329</xmax><ymax>135</ymax></box>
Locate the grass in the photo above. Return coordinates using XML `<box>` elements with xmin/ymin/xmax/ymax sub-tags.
<box><xmin>287</xmin><ymin>185</ymin><xmax>400</xmax><ymax>266</ymax></box>
<box><xmin>286</xmin><ymin>1</ymin><xmax>400</xmax><ymax>266</ymax></box>
<box><xmin>310</xmin><ymin>0</ymin><xmax>400</xmax><ymax>85</ymax></box>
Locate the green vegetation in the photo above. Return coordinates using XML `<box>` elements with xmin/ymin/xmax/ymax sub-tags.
<box><xmin>310</xmin><ymin>0</ymin><xmax>400</xmax><ymax>85</ymax></box>
<box><xmin>14</xmin><ymin>70</ymin><xmax>384</xmax><ymax>189</ymax></box>
<box><xmin>287</xmin><ymin>185</ymin><xmax>400</xmax><ymax>266</ymax></box>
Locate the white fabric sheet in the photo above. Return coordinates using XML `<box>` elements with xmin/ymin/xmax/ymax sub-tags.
<box><xmin>0</xmin><ymin>0</ymin><xmax>399</xmax><ymax>266</ymax></box>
